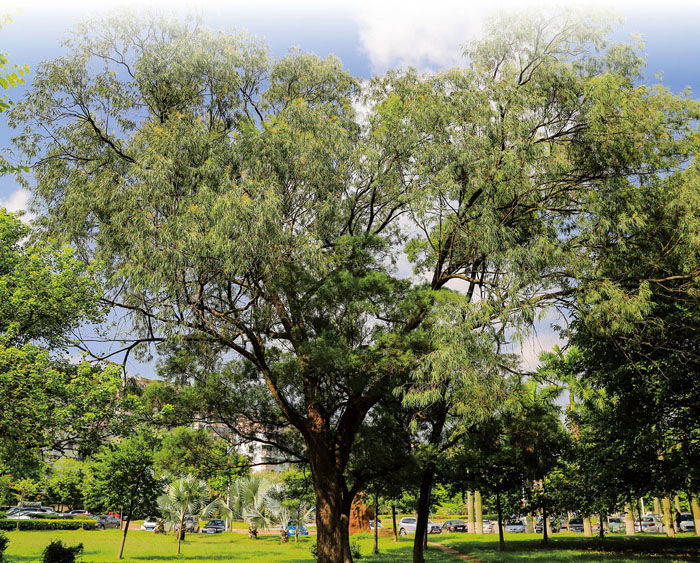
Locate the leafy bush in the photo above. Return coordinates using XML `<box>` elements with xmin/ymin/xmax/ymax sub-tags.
<box><xmin>0</xmin><ymin>513</ymin><xmax>6</xmax><ymax>520</ymax></box>
<box><xmin>32</xmin><ymin>513</ymin><xmax>92</xmax><ymax>520</ymax></box>
<box><xmin>0</xmin><ymin>519</ymin><xmax>96</xmax><ymax>531</ymax></box>
<box><xmin>309</xmin><ymin>540</ymin><xmax>317</xmax><ymax>557</ymax></box>
<box><xmin>350</xmin><ymin>538</ymin><xmax>362</xmax><ymax>559</ymax></box>
<box><xmin>0</xmin><ymin>531</ymin><xmax>8</xmax><ymax>562</ymax></box>
<box><xmin>42</xmin><ymin>540</ymin><xmax>83</xmax><ymax>563</ymax></box>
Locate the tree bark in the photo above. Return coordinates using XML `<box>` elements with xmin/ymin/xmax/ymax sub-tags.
<box><xmin>675</xmin><ymin>495</ymin><xmax>682</xmax><ymax>513</ymax></box>
<box><xmin>475</xmin><ymin>490</ymin><xmax>483</xmax><ymax>534</ymax></box>
<box><xmin>690</xmin><ymin>494</ymin><xmax>700</xmax><ymax>537</ymax></box>
<box><xmin>412</xmin><ymin>463</ymin><xmax>435</xmax><ymax>563</ymax></box>
<box><xmin>624</xmin><ymin>502</ymin><xmax>635</xmax><ymax>536</ymax></box>
<box><xmin>373</xmin><ymin>492</ymin><xmax>379</xmax><ymax>555</ymax></box>
<box><xmin>583</xmin><ymin>516</ymin><xmax>592</xmax><ymax>537</ymax></box>
<box><xmin>654</xmin><ymin>497</ymin><xmax>662</xmax><ymax>516</ymax></box>
<box><xmin>392</xmin><ymin>504</ymin><xmax>398</xmax><ymax>542</ymax></box>
<box><xmin>496</xmin><ymin>489</ymin><xmax>505</xmax><ymax>552</ymax></box>
<box><xmin>467</xmin><ymin>491</ymin><xmax>474</xmax><ymax>533</ymax></box>
<box><xmin>599</xmin><ymin>511</ymin><xmax>605</xmax><ymax>538</ymax></box>
<box><xmin>542</xmin><ymin>500</ymin><xmax>549</xmax><ymax>545</ymax></box>
<box><xmin>663</xmin><ymin>496</ymin><xmax>675</xmax><ymax>537</ymax></box>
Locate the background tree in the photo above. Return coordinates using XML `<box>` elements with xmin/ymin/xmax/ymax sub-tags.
<box><xmin>83</xmin><ymin>430</ymin><xmax>162</xmax><ymax>560</ymax></box>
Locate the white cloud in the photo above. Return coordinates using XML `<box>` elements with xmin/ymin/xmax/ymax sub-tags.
<box><xmin>0</xmin><ymin>188</ymin><xmax>30</xmax><ymax>215</ymax></box>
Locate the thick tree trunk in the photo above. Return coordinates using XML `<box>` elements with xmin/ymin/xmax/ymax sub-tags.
<box><xmin>525</xmin><ymin>512</ymin><xmax>534</xmax><ymax>534</ymax></box>
<box><xmin>496</xmin><ymin>489</ymin><xmax>505</xmax><ymax>552</ymax></box>
<box><xmin>690</xmin><ymin>494</ymin><xmax>700</xmax><ymax>536</ymax></box>
<box><xmin>654</xmin><ymin>497</ymin><xmax>662</xmax><ymax>516</ymax></box>
<box><xmin>583</xmin><ymin>516</ymin><xmax>592</xmax><ymax>537</ymax></box>
<box><xmin>599</xmin><ymin>511</ymin><xmax>605</xmax><ymax>538</ymax></box>
<box><xmin>392</xmin><ymin>504</ymin><xmax>398</xmax><ymax>542</ymax></box>
<box><xmin>624</xmin><ymin>503</ymin><xmax>635</xmax><ymax>536</ymax></box>
<box><xmin>412</xmin><ymin>464</ymin><xmax>435</xmax><ymax>563</ymax></box>
<box><xmin>467</xmin><ymin>491</ymin><xmax>474</xmax><ymax>533</ymax></box>
<box><xmin>475</xmin><ymin>490</ymin><xmax>483</xmax><ymax>534</ymax></box>
<box><xmin>663</xmin><ymin>496</ymin><xmax>675</xmax><ymax>537</ymax></box>
<box><xmin>311</xmin><ymin>462</ymin><xmax>347</xmax><ymax>563</ymax></box>
<box><xmin>675</xmin><ymin>495</ymin><xmax>682</xmax><ymax>513</ymax></box>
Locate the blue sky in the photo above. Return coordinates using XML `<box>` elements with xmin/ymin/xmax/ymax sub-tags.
<box><xmin>2</xmin><ymin>0</ymin><xmax>699</xmax><ymax>375</ymax></box>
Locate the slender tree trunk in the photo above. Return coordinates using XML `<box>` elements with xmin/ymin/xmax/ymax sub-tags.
<box><xmin>412</xmin><ymin>464</ymin><xmax>435</xmax><ymax>563</ymax></box>
<box><xmin>373</xmin><ymin>492</ymin><xmax>379</xmax><ymax>555</ymax></box>
<box><xmin>654</xmin><ymin>497</ymin><xmax>662</xmax><ymax>516</ymax></box>
<box><xmin>599</xmin><ymin>511</ymin><xmax>605</xmax><ymax>538</ymax></box>
<box><xmin>392</xmin><ymin>504</ymin><xmax>398</xmax><ymax>542</ymax></box>
<box><xmin>583</xmin><ymin>516</ymin><xmax>592</xmax><ymax>537</ymax></box>
<box><xmin>663</xmin><ymin>496</ymin><xmax>675</xmax><ymax>537</ymax></box>
<box><xmin>542</xmin><ymin>499</ymin><xmax>549</xmax><ymax>545</ymax></box>
<box><xmin>624</xmin><ymin>502</ymin><xmax>635</xmax><ymax>536</ymax></box>
<box><xmin>295</xmin><ymin>505</ymin><xmax>300</xmax><ymax>544</ymax></box>
<box><xmin>467</xmin><ymin>491</ymin><xmax>474</xmax><ymax>533</ymax></box>
<box><xmin>117</xmin><ymin>472</ymin><xmax>143</xmax><ymax>560</ymax></box>
<box><xmin>689</xmin><ymin>494</ymin><xmax>700</xmax><ymax>536</ymax></box>
<box><xmin>496</xmin><ymin>489</ymin><xmax>505</xmax><ymax>552</ymax></box>
<box><xmin>475</xmin><ymin>490</ymin><xmax>483</xmax><ymax>534</ymax></box>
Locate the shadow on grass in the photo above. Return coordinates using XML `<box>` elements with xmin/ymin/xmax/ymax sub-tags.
<box><xmin>437</xmin><ymin>534</ymin><xmax>700</xmax><ymax>562</ymax></box>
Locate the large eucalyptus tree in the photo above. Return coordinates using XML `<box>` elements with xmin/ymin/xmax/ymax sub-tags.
<box><xmin>10</xmin><ymin>9</ymin><xmax>699</xmax><ymax>563</ymax></box>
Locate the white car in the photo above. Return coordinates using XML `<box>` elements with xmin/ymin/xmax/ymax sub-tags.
<box><xmin>679</xmin><ymin>513</ymin><xmax>695</xmax><ymax>533</ymax></box>
<box><xmin>398</xmin><ymin>517</ymin><xmax>441</xmax><ymax>535</ymax></box>
<box><xmin>140</xmin><ymin>517</ymin><xmax>158</xmax><ymax>531</ymax></box>
<box><xmin>505</xmin><ymin>520</ymin><xmax>526</xmax><ymax>533</ymax></box>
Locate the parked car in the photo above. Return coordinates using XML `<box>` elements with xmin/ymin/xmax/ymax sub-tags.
<box><xmin>285</xmin><ymin>519</ymin><xmax>309</xmax><ymax>536</ymax></box>
<box><xmin>535</xmin><ymin>519</ymin><xmax>560</xmax><ymax>533</ymax></box>
<box><xmin>635</xmin><ymin>515</ymin><xmax>663</xmax><ymax>533</ymax></box>
<box><xmin>505</xmin><ymin>520</ymin><xmax>526</xmax><ymax>533</ymax></box>
<box><xmin>202</xmin><ymin>519</ymin><xmax>226</xmax><ymax>534</ymax></box>
<box><xmin>397</xmin><ymin>517</ymin><xmax>441</xmax><ymax>535</ymax></box>
<box><xmin>93</xmin><ymin>515</ymin><xmax>121</xmax><ymax>529</ymax></box>
<box><xmin>442</xmin><ymin>519</ymin><xmax>467</xmax><ymax>532</ymax></box>
<box><xmin>607</xmin><ymin>517</ymin><xmax>625</xmax><ymax>533</ymax></box>
<box><xmin>482</xmin><ymin>519</ymin><xmax>497</xmax><ymax>533</ymax></box>
<box><xmin>567</xmin><ymin>518</ymin><xmax>584</xmax><ymax>533</ymax></box>
<box><xmin>68</xmin><ymin>510</ymin><xmax>91</xmax><ymax>516</ymax></box>
<box><xmin>175</xmin><ymin>515</ymin><xmax>200</xmax><ymax>533</ymax></box>
<box><xmin>679</xmin><ymin>513</ymin><xmax>695</xmax><ymax>533</ymax></box>
<box><xmin>369</xmin><ymin>520</ymin><xmax>383</xmax><ymax>530</ymax></box>
<box><xmin>140</xmin><ymin>517</ymin><xmax>158</xmax><ymax>531</ymax></box>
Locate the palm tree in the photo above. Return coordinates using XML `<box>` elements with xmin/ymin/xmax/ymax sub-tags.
<box><xmin>228</xmin><ymin>476</ymin><xmax>278</xmax><ymax>538</ymax></box>
<box><xmin>157</xmin><ymin>476</ymin><xmax>229</xmax><ymax>554</ymax></box>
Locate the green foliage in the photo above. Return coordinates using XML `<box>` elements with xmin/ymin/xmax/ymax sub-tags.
<box><xmin>41</xmin><ymin>540</ymin><xmax>83</xmax><ymax>563</ymax></box>
<box><xmin>0</xmin><ymin>519</ymin><xmax>96</xmax><ymax>531</ymax></box>
<box><xmin>44</xmin><ymin>458</ymin><xmax>86</xmax><ymax>510</ymax></box>
<box><xmin>0</xmin><ymin>530</ymin><xmax>7</xmax><ymax>562</ymax></box>
<box><xmin>83</xmin><ymin>430</ymin><xmax>162</xmax><ymax>519</ymax></box>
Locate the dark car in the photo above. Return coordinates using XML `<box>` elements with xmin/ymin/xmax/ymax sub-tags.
<box><xmin>428</xmin><ymin>521</ymin><xmax>442</xmax><ymax>534</ymax></box>
<box><xmin>567</xmin><ymin>518</ymin><xmax>584</xmax><ymax>533</ymax></box>
<box><xmin>535</xmin><ymin>519</ymin><xmax>560</xmax><ymax>533</ymax></box>
<box><xmin>442</xmin><ymin>519</ymin><xmax>467</xmax><ymax>532</ymax></box>
<box><xmin>93</xmin><ymin>515</ymin><xmax>121</xmax><ymax>529</ymax></box>
<box><xmin>202</xmin><ymin>519</ymin><xmax>226</xmax><ymax>534</ymax></box>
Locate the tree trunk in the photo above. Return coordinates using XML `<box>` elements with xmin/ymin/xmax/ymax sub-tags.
<box><xmin>542</xmin><ymin>499</ymin><xmax>549</xmax><ymax>545</ymax></box>
<box><xmin>467</xmin><ymin>491</ymin><xmax>474</xmax><ymax>533</ymax></box>
<box><xmin>295</xmin><ymin>505</ymin><xmax>300</xmax><ymax>544</ymax></box>
<box><xmin>663</xmin><ymin>496</ymin><xmax>675</xmax><ymax>537</ymax></box>
<box><xmin>373</xmin><ymin>492</ymin><xmax>379</xmax><ymax>555</ymax></box>
<box><xmin>496</xmin><ymin>489</ymin><xmax>505</xmax><ymax>552</ymax></box>
<box><xmin>177</xmin><ymin>515</ymin><xmax>185</xmax><ymax>554</ymax></box>
<box><xmin>675</xmin><ymin>495</ymin><xmax>682</xmax><ymax>513</ymax></box>
<box><xmin>475</xmin><ymin>490</ymin><xmax>483</xmax><ymax>534</ymax></box>
<box><xmin>654</xmin><ymin>497</ymin><xmax>662</xmax><ymax>516</ymax></box>
<box><xmin>624</xmin><ymin>502</ymin><xmax>635</xmax><ymax>536</ymax></box>
<box><xmin>412</xmin><ymin>464</ymin><xmax>434</xmax><ymax>563</ymax></box>
<box><xmin>690</xmin><ymin>494</ymin><xmax>700</xmax><ymax>536</ymax></box>
<box><xmin>599</xmin><ymin>511</ymin><xmax>605</xmax><ymax>538</ymax></box>
<box><xmin>117</xmin><ymin>504</ymin><xmax>134</xmax><ymax>559</ymax></box>
<box><xmin>526</xmin><ymin>512</ymin><xmax>534</xmax><ymax>534</ymax></box>
<box><xmin>392</xmin><ymin>504</ymin><xmax>398</xmax><ymax>542</ymax></box>
<box><xmin>583</xmin><ymin>516</ymin><xmax>592</xmax><ymax>537</ymax></box>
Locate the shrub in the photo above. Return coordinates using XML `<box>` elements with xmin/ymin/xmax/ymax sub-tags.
<box><xmin>42</xmin><ymin>540</ymin><xmax>83</xmax><ymax>563</ymax></box>
<box><xmin>350</xmin><ymin>538</ymin><xmax>362</xmax><ymax>559</ymax></box>
<box><xmin>0</xmin><ymin>531</ymin><xmax>8</xmax><ymax>562</ymax></box>
<box><xmin>0</xmin><ymin>513</ymin><xmax>6</xmax><ymax>520</ymax></box>
<box><xmin>0</xmin><ymin>519</ymin><xmax>97</xmax><ymax>531</ymax></box>
<box><xmin>309</xmin><ymin>540</ymin><xmax>317</xmax><ymax>557</ymax></box>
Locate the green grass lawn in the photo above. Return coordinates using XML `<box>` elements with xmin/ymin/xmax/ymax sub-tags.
<box><xmin>434</xmin><ymin>531</ymin><xmax>700</xmax><ymax>562</ymax></box>
<box><xmin>4</xmin><ymin>529</ymin><xmax>699</xmax><ymax>562</ymax></box>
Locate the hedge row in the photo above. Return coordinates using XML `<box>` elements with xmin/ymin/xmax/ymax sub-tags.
<box><xmin>0</xmin><ymin>519</ymin><xmax>97</xmax><ymax>531</ymax></box>
<box><xmin>31</xmin><ymin>514</ymin><xmax>93</xmax><ymax>521</ymax></box>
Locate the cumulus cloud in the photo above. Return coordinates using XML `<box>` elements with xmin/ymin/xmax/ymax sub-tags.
<box><xmin>0</xmin><ymin>188</ymin><xmax>31</xmax><ymax>216</ymax></box>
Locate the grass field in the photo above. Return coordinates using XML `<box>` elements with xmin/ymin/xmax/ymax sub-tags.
<box><xmin>3</xmin><ymin>529</ymin><xmax>700</xmax><ymax>562</ymax></box>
